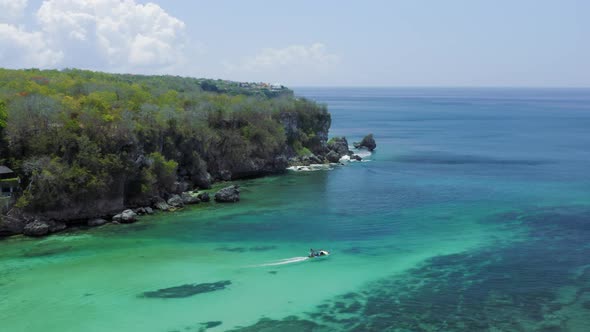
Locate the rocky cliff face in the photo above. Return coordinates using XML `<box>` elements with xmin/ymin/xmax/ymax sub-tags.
<box><xmin>0</xmin><ymin>81</ymin><xmax>374</xmax><ymax>238</ymax></box>
<box><xmin>221</xmin><ymin>108</ymin><xmax>332</xmax><ymax>178</ymax></box>
<box><xmin>0</xmin><ymin>106</ymin><xmax>333</xmax><ymax>236</ymax></box>
<box><xmin>0</xmin><ymin>69</ymin><xmax>342</xmax><ymax>237</ymax></box>
<box><xmin>280</xmin><ymin>111</ymin><xmax>331</xmax><ymax>155</ymax></box>
<box><xmin>222</xmin><ymin>156</ymin><xmax>289</xmax><ymax>179</ymax></box>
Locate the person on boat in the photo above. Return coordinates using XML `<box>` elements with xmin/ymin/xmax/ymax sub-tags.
<box><xmin>310</xmin><ymin>248</ymin><xmax>329</xmax><ymax>257</ymax></box>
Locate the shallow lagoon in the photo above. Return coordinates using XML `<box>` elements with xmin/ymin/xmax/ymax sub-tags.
<box><xmin>1</xmin><ymin>88</ymin><xmax>589</xmax><ymax>331</ymax></box>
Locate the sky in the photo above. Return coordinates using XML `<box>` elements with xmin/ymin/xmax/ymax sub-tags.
<box><xmin>0</xmin><ymin>0</ymin><xmax>588</xmax><ymax>87</ymax></box>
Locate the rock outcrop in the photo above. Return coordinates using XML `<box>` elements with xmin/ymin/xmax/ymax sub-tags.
<box><xmin>167</xmin><ymin>195</ymin><xmax>184</xmax><ymax>208</ymax></box>
<box><xmin>1</xmin><ymin>211</ymin><xmax>68</xmax><ymax>237</ymax></box>
<box><xmin>197</xmin><ymin>192</ymin><xmax>210</xmax><ymax>202</ymax></box>
<box><xmin>288</xmin><ymin>132</ymin><xmax>374</xmax><ymax>168</ymax></box>
<box><xmin>354</xmin><ymin>134</ymin><xmax>377</xmax><ymax>151</ymax></box>
<box><xmin>326</xmin><ymin>150</ymin><xmax>342</xmax><ymax>163</ymax></box>
<box><xmin>328</xmin><ymin>137</ymin><xmax>352</xmax><ymax>156</ymax></box>
<box><xmin>0</xmin><ymin>214</ymin><xmax>25</xmax><ymax>236</ymax></box>
<box><xmin>289</xmin><ymin>133</ymin><xmax>371</xmax><ymax>165</ymax></box>
<box><xmin>113</xmin><ymin>209</ymin><xmax>137</xmax><ymax>223</ymax></box>
<box><xmin>215</xmin><ymin>185</ymin><xmax>240</xmax><ymax>203</ymax></box>
<box><xmin>181</xmin><ymin>192</ymin><xmax>200</xmax><ymax>205</ymax></box>
<box><xmin>23</xmin><ymin>220</ymin><xmax>50</xmax><ymax>236</ymax></box>
<box><xmin>294</xmin><ymin>154</ymin><xmax>325</xmax><ymax>166</ymax></box>
<box><xmin>120</xmin><ymin>209</ymin><xmax>137</xmax><ymax>223</ymax></box>
<box><xmin>153</xmin><ymin>197</ymin><xmax>171</xmax><ymax>211</ymax></box>
<box><xmin>23</xmin><ymin>219</ymin><xmax>65</xmax><ymax>237</ymax></box>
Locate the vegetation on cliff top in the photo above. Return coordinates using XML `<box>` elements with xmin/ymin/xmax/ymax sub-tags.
<box><xmin>0</xmin><ymin>68</ymin><xmax>330</xmax><ymax>216</ymax></box>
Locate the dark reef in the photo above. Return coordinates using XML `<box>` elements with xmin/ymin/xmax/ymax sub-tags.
<box><xmin>200</xmin><ymin>321</ymin><xmax>222</xmax><ymax>329</ymax></box>
<box><xmin>230</xmin><ymin>206</ymin><xmax>590</xmax><ymax>331</ymax></box>
<box><xmin>141</xmin><ymin>280</ymin><xmax>231</xmax><ymax>299</ymax></box>
<box><xmin>227</xmin><ymin>316</ymin><xmax>327</xmax><ymax>332</ymax></box>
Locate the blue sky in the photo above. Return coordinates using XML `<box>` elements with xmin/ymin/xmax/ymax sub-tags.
<box><xmin>1</xmin><ymin>0</ymin><xmax>588</xmax><ymax>87</ymax></box>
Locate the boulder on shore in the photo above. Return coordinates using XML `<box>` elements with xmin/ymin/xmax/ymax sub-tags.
<box><xmin>353</xmin><ymin>134</ymin><xmax>376</xmax><ymax>151</ymax></box>
<box><xmin>296</xmin><ymin>154</ymin><xmax>324</xmax><ymax>166</ymax></box>
<box><xmin>328</xmin><ymin>137</ymin><xmax>351</xmax><ymax>155</ymax></box>
<box><xmin>153</xmin><ymin>197</ymin><xmax>170</xmax><ymax>211</ymax></box>
<box><xmin>181</xmin><ymin>192</ymin><xmax>200</xmax><ymax>205</ymax></box>
<box><xmin>0</xmin><ymin>215</ymin><xmax>26</xmax><ymax>235</ymax></box>
<box><xmin>23</xmin><ymin>220</ymin><xmax>50</xmax><ymax>237</ymax></box>
<box><xmin>22</xmin><ymin>219</ymin><xmax>65</xmax><ymax>237</ymax></box>
<box><xmin>197</xmin><ymin>192</ymin><xmax>210</xmax><ymax>202</ymax></box>
<box><xmin>113</xmin><ymin>210</ymin><xmax>137</xmax><ymax>223</ymax></box>
<box><xmin>120</xmin><ymin>209</ymin><xmax>137</xmax><ymax>223</ymax></box>
<box><xmin>167</xmin><ymin>195</ymin><xmax>184</xmax><ymax>208</ymax></box>
<box><xmin>215</xmin><ymin>185</ymin><xmax>240</xmax><ymax>203</ymax></box>
<box><xmin>145</xmin><ymin>207</ymin><xmax>154</xmax><ymax>214</ymax></box>
<box><xmin>326</xmin><ymin>150</ymin><xmax>341</xmax><ymax>163</ymax></box>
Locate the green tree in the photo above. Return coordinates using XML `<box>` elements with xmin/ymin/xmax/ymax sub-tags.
<box><xmin>0</xmin><ymin>100</ymin><xmax>6</xmax><ymax>128</ymax></box>
<box><xmin>148</xmin><ymin>152</ymin><xmax>178</xmax><ymax>194</ymax></box>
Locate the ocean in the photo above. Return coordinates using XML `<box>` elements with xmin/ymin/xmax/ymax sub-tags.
<box><xmin>1</xmin><ymin>87</ymin><xmax>589</xmax><ymax>331</ymax></box>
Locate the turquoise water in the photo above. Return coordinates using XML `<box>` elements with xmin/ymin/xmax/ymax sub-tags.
<box><xmin>1</xmin><ymin>88</ymin><xmax>590</xmax><ymax>331</ymax></box>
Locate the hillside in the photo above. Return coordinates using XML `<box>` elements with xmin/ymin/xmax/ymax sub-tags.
<box><xmin>0</xmin><ymin>68</ymin><xmax>331</xmax><ymax>229</ymax></box>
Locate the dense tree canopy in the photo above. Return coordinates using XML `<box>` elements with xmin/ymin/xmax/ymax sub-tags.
<box><xmin>0</xmin><ymin>68</ymin><xmax>329</xmax><ymax>214</ymax></box>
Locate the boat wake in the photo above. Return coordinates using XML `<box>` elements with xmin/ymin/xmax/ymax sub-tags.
<box><xmin>250</xmin><ymin>256</ymin><xmax>309</xmax><ymax>267</ymax></box>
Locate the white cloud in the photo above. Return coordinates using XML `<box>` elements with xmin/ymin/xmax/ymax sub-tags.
<box><xmin>222</xmin><ymin>43</ymin><xmax>340</xmax><ymax>84</ymax></box>
<box><xmin>0</xmin><ymin>0</ymin><xmax>28</xmax><ymax>23</ymax></box>
<box><xmin>228</xmin><ymin>43</ymin><xmax>339</xmax><ymax>72</ymax></box>
<box><xmin>0</xmin><ymin>23</ymin><xmax>63</xmax><ymax>67</ymax></box>
<box><xmin>0</xmin><ymin>0</ymin><xmax>189</xmax><ymax>71</ymax></box>
<box><xmin>36</xmin><ymin>0</ymin><xmax>187</xmax><ymax>70</ymax></box>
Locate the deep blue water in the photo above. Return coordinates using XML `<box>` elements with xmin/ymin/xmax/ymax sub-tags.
<box><xmin>287</xmin><ymin>87</ymin><xmax>590</xmax><ymax>331</ymax></box>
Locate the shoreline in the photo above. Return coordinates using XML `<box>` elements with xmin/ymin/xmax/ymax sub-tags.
<box><xmin>0</xmin><ymin>146</ymin><xmax>373</xmax><ymax>239</ymax></box>
<box><xmin>0</xmin><ymin>69</ymin><xmax>376</xmax><ymax>239</ymax></box>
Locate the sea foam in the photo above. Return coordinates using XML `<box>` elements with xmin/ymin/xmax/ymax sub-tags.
<box><xmin>287</xmin><ymin>164</ymin><xmax>333</xmax><ymax>172</ymax></box>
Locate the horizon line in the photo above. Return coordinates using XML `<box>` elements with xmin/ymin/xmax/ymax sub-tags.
<box><xmin>2</xmin><ymin>67</ymin><xmax>588</xmax><ymax>90</ymax></box>
<box><xmin>289</xmin><ymin>85</ymin><xmax>590</xmax><ymax>89</ymax></box>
